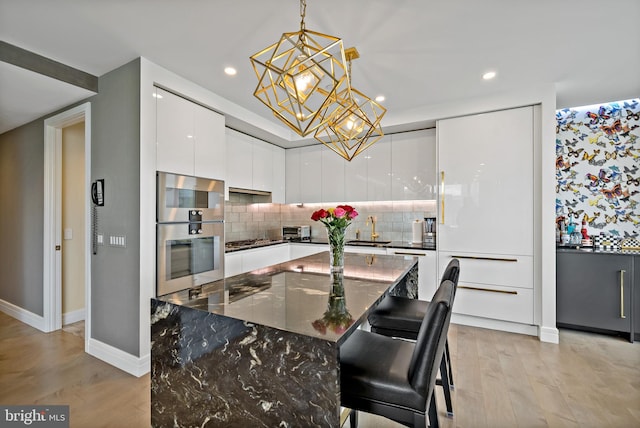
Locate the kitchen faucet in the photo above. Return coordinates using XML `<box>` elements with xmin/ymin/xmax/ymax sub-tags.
<box><xmin>366</xmin><ymin>216</ymin><xmax>379</xmax><ymax>241</ymax></box>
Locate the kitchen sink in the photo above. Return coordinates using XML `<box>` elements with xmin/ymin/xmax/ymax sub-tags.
<box><xmin>346</xmin><ymin>240</ymin><xmax>392</xmax><ymax>247</ymax></box>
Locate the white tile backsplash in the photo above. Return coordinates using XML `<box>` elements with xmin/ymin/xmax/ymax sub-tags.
<box><xmin>224</xmin><ymin>197</ymin><xmax>437</xmax><ymax>243</ymax></box>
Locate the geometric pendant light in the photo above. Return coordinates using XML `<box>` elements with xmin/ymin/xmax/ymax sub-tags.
<box><xmin>250</xmin><ymin>0</ymin><xmax>350</xmax><ymax>137</ymax></box>
<box><xmin>314</xmin><ymin>47</ymin><xmax>387</xmax><ymax>161</ymax></box>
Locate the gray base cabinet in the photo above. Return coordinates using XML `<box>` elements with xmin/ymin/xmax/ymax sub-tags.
<box><xmin>556</xmin><ymin>252</ymin><xmax>634</xmax><ymax>341</ymax></box>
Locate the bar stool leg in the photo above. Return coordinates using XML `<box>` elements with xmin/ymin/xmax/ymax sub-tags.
<box><xmin>439</xmin><ymin>356</ymin><xmax>454</xmax><ymax>417</ymax></box>
<box><xmin>445</xmin><ymin>339</ymin><xmax>454</xmax><ymax>389</ymax></box>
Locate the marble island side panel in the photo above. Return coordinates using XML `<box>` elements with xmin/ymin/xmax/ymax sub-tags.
<box><xmin>151</xmin><ymin>299</ymin><xmax>340</xmax><ymax>427</ymax></box>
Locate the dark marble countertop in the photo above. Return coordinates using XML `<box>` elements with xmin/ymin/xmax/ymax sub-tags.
<box><xmin>556</xmin><ymin>246</ymin><xmax>640</xmax><ymax>256</ymax></box>
<box><xmin>156</xmin><ymin>252</ymin><xmax>417</xmax><ymax>344</ymax></box>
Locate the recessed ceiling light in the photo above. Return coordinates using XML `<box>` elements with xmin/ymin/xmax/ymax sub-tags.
<box><xmin>482</xmin><ymin>71</ymin><xmax>496</xmax><ymax>80</ymax></box>
<box><xmin>224</xmin><ymin>67</ymin><xmax>237</xmax><ymax>76</ymax></box>
<box><xmin>375</xmin><ymin>95</ymin><xmax>385</xmax><ymax>102</ymax></box>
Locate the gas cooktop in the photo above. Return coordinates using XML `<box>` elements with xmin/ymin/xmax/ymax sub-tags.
<box><xmin>225</xmin><ymin>239</ymin><xmax>284</xmax><ymax>251</ymax></box>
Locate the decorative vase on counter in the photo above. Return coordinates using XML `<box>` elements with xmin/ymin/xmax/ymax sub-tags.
<box><xmin>327</xmin><ymin>225</ymin><xmax>346</xmax><ymax>273</ymax></box>
<box><xmin>311</xmin><ymin>205</ymin><xmax>359</xmax><ymax>274</ymax></box>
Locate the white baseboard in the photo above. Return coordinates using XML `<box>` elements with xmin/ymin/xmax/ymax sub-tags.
<box><xmin>0</xmin><ymin>298</ymin><xmax>46</xmax><ymax>331</ymax></box>
<box><xmin>451</xmin><ymin>313</ymin><xmax>539</xmax><ymax>337</ymax></box>
<box><xmin>538</xmin><ymin>325</ymin><xmax>560</xmax><ymax>344</ymax></box>
<box><xmin>87</xmin><ymin>338</ymin><xmax>150</xmax><ymax>377</ymax></box>
<box><xmin>62</xmin><ymin>308</ymin><xmax>85</xmax><ymax>325</ymax></box>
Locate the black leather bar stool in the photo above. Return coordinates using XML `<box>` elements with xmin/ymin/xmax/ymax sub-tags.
<box><xmin>340</xmin><ymin>279</ymin><xmax>455</xmax><ymax>428</ymax></box>
<box><xmin>367</xmin><ymin>259</ymin><xmax>460</xmax><ymax>417</ymax></box>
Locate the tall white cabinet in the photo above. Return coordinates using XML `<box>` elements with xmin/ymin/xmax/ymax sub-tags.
<box><xmin>437</xmin><ymin>106</ymin><xmax>537</xmax><ymax>327</ymax></box>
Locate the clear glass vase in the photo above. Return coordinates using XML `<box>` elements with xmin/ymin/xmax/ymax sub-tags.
<box><xmin>326</xmin><ymin>225</ymin><xmax>346</xmax><ymax>274</ymax></box>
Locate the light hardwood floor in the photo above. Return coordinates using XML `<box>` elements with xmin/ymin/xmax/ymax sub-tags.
<box><xmin>1</xmin><ymin>311</ymin><xmax>638</xmax><ymax>427</ymax></box>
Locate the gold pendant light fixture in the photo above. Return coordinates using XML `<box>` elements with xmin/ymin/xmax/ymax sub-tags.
<box><xmin>250</xmin><ymin>0</ymin><xmax>386</xmax><ymax>161</ymax></box>
<box><xmin>314</xmin><ymin>47</ymin><xmax>387</xmax><ymax>161</ymax></box>
<box><xmin>250</xmin><ymin>0</ymin><xmax>350</xmax><ymax>137</ymax></box>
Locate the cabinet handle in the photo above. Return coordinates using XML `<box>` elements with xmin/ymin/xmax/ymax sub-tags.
<box><xmin>392</xmin><ymin>252</ymin><xmax>425</xmax><ymax>256</ymax></box>
<box><xmin>459</xmin><ymin>285</ymin><xmax>518</xmax><ymax>295</ymax></box>
<box><xmin>440</xmin><ymin>171</ymin><xmax>445</xmax><ymax>224</ymax></box>
<box><xmin>620</xmin><ymin>270</ymin><xmax>626</xmax><ymax>319</ymax></box>
<box><xmin>451</xmin><ymin>255</ymin><xmax>518</xmax><ymax>262</ymax></box>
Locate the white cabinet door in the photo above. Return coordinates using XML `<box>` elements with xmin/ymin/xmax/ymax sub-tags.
<box><xmin>194</xmin><ymin>105</ymin><xmax>225</xmax><ymax>180</ymax></box>
<box><xmin>289</xmin><ymin>243</ymin><xmax>326</xmax><ymax>260</ymax></box>
<box><xmin>299</xmin><ymin>145</ymin><xmax>323</xmax><ymax>203</ymax></box>
<box><xmin>344</xmin><ymin>148</ymin><xmax>368</xmax><ymax>202</ymax></box>
<box><xmin>391</xmin><ymin>129</ymin><xmax>437</xmax><ymax>200</ymax></box>
<box><xmin>366</xmin><ymin>136</ymin><xmax>392</xmax><ymax>201</ymax></box>
<box><xmin>156</xmin><ymin>88</ymin><xmax>194</xmax><ymax>176</ymax></box>
<box><xmin>243</xmin><ymin>244</ymin><xmax>289</xmax><ymax>273</ymax></box>
<box><xmin>252</xmin><ymin>139</ymin><xmax>272</xmax><ymax>192</ymax></box>
<box><xmin>321</xmin><ymin>147</ymin><xmax>345</xmax><ymax>202</ymax></box>
<box><xmin>285</xmin><ymin>148</ymin><xmax>301</xmax><ymax>203</ymax></box>
<box><xmin>225</xmin><ymin>128</ymin><xmax>253</xmax><ymax>190</ymax></box>
<box><xmin>437</xmin><ymin>106</ymin><xmax>533</xmax><ymax>256</ymax></box>
<box><xmin>272</xmin><ymin>145</ymin><xmax>286</xmax><ymax>204</ymax></box>
<box><xmin>225</xmin><ymin>252</ymin><xmax>243</xmax><ymax>278</ymax></box>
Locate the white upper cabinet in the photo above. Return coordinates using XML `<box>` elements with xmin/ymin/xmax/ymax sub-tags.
<box><xmin>156</xmin><ymin>87</ymin><xmax>225</xmax><ymax>180</ymax></box>
<box><xmin>156</xmin><ymin>88</ymin><xmax>194</xmax><ymax>176</ymax></box>
<box><xmin>285</xmin><ymin>148</ymin><xmax>301</xmax><ymax>203</ymax></box>
<box><xmin>272</xmin><ymin>145</ymin><xmax>286</xmax><ymax>204</ymax></box>
<box><xmin>298</xmin><ymin>145</ymin><xmax>323</xmax><ymax>203</ymax></box>
<box><xmin>391</xmin><ymin>129</ymin><xmax>437</xmax><ymax>201</ymax></box>
<box><xmin>193</xmin><ymin>102</ymin><xmax>225</xmax><ymax>180</ymax></box>
<box><xmin>225</xmin><ymin>128</ymin><xmax>253</xmax><ymax>190</ymax></box>
<box><xmin>366</xmin><ymin>136</ymin><xmax>392</xmax><ymax>201</ymax></box>
<box><xmin>321</xmin><ymin>147</ymin><xmax>345</xmax><ymax>203</ymax></box>
<box><xmin>437</xmin><ymin>106</ymin><xmax>534</xmax><ymax>256</ymax></box>
<box><xmin>285</xmin><ymin>129</ymin><xmax>437</xmax><ymax>204</ymax></box>
<box><xmin>343</xmin><ymin>147</ymin><xmax>368</xmax><ymax>202</ymax></box>
<box><xmin>252</xmin><ymin>138</ymin><xmax>272</xmax><ymax>192</ymax></box>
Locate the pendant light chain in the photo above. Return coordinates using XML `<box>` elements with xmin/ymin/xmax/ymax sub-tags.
<box><xmin>299</xmin><ymin>0</ymin><xmax>307</xmax><ymax>37</ymax></box>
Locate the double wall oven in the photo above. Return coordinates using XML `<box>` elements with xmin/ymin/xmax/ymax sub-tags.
<box><xmin>156</xmin><ymin>172</ymin><xmax>225</xmax><ymax>296</ymax></box>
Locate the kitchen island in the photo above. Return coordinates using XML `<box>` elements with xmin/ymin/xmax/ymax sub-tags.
<box><xmin>151</xmin><ymin>252</ymin><xmax>418</xmax><ymax>427</ymax></box>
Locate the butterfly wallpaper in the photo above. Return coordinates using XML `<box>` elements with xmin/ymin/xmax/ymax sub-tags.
<box><xmin>556</xmin><ymin>98</ymin><xmax>639</xmax><ymax>238</ymax></box>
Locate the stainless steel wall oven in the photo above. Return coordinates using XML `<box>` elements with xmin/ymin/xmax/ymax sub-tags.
<box><xmin>156</xmin><ymin>172</ymin><xmax>225</xmax><ymax>296</ymax></box>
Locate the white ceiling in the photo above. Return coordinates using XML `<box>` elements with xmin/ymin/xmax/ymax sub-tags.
<box><xmin>1</xmin><ymin>0</ymin><xmax>639</xmax><ymax>146</ymax></box>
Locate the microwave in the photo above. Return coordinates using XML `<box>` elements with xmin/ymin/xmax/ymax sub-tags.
<box><xmin>283</xmin><ymin>225</ymin><xmax>311</xmax><ymax>241</ymax></box>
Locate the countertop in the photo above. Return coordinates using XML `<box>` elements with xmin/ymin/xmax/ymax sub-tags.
<box><xmin>156</xmin><ymin>252</ymin><xmax>418</xmax><ymax>344</ymax></box>
<box><xmin>288</xmin><ymin>238</ymin><xmax>436</xmax><ymax>251</ymax></box>
<box><xmin>556</xmin><ymin>246</ymin><xmax>640</xmax><ymax>256</ymax></box>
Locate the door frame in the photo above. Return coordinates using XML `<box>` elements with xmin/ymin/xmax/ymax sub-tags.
<box><xmin>43</xmin><ymin>102</ymin><xmax>91</xmax><ymax>349</ymax></box>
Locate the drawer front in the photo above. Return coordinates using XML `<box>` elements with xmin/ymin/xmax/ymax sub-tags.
<box><xmin>439</xmin><ymin>251</ymin><xmax>533</xmax><ymax>289</ymax></box>
<box><xmin>454</xmin><ymin>282</ymin><xmax>534</xmax><ymax>324</ymax></box>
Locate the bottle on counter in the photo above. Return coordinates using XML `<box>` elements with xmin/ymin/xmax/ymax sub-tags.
<box><xmin>561</xmin><ymin>218</ymin><xmax>570</xmax><ymax>245</ymax></box>
<box><xmin>581</xmin><ymin>217</ymin><xmax>589</xmax><ymax>240</ymax></box>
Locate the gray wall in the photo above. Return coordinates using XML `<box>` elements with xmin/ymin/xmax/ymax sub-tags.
<box><xmin>90</xmin><ymin>59</ymin><xmax>141</xmax><ymax>356</ymax></box>
<box><xmin>0</xmin><ymin>120</ymin><xmax>45</xmax><ymax>315</ymax></box>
